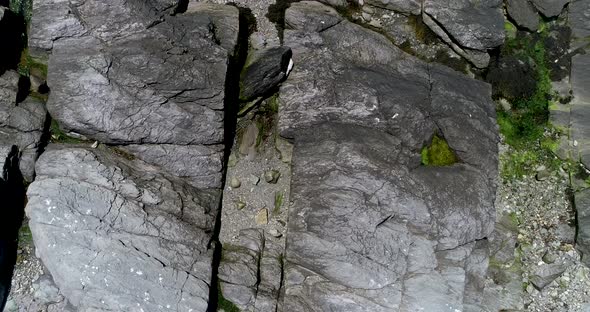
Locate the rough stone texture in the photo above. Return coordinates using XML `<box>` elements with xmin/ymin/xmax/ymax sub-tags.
<box><xmin>29</xmin><ymin>0</ymin><xmax>239</xmax><ymax>195</ymax></box>
<box><xmin>218</xmin><ymin>115</ymin><xmax>292</xmax><ymax>312</ymax></box>
<box><xmin>530</xmin><ymin>261</ymin><xmax>571</xmax><ymax>289</ymax></box>
<box><xmin>25</xmin><ymin>146</ymin><xmax>219</xmax><ymax>311</ymax></box>
<box><xmin>577</xmin><ymin>188</ymin><xmax>590</xmax><ymax>266</ymax></box>
<box><xmin>278</xmin><ymin>2</ymin><xmax>498</xmax><ymax>310</ymax></box>
<box><xmin>422</xmin><ymin>0</ymin><xmax>504</xmax><ymax>68</ymax></box>
<box><xmin>364</xmin><ymin>0</ymin><xmax>421</xmax><ymax>15</ymax></box>
<box><xmin>571</xmin><ymin>53</ymin><xmax>590</xmax><ymax>169</ymax></box>
<box><xmin>0</xmin><ymin>71</ymin><xmax>47</xmax><ymax>182</ymax></box>
<box><xmin>506</xmin><ymin>0</ymin><xmax>540</xmax><ymax>31</ymax></box>
<box><xmin>240</xmin><ymin>47</ymin><xmax>293</xmax><ymax>101</ymax></box>
<box><xmin>120</xmin><ymin>144</ymin><xmax>224</xmax><ymax>190</ymax></box>
<box><xmin>530</xmin><ymin>0</ymin><xmax>570</xmax><ymax>17</ymax></box>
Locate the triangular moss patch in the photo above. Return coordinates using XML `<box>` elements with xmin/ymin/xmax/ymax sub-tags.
<box><xmin>421</xmin><ymin>134</ymin><xmax>458</xmax><ymax>166</ymax></box>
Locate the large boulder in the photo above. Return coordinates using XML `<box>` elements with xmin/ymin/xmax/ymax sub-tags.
<box><xmin>278</xmin><ymin>2</ymin><xmax>498</xmax><ymax>310</ymax></box>
<box><xmin>422</xmin><ymin>0</ymin><xmax>505</xmax><ymax>68</ymax></box>
<box><xmin>240</xmin><ymin>46</ymin><xmax>293</xmax><ymax>102</ymax></box>
<box><xmin>29</xmin><ymin>0</ymin><xmax>239</xmax><ymax>188</ymax></box>
<box><xmin>25</xmin><ymin>146</ymin><xmax>219</xmax><ymax>311</ymax></box>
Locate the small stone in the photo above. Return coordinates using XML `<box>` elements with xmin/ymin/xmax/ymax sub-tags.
<box><xmin>361</xmin><ymin>12</ymin><xmax>371</xmax><ymax>21</ymax></box>
<box><xmin>91</xmin><ymin>141</ymin><xmax>99</xmax><ymax>149</ymax></box>
<box><xmin>236</xmin><ymin>201</ymin><xmax>246</xmax><ymax>210</ymax></box>
<box><xmin>368</xmin><ymin>19</ymin><xmax>383</xmax><ymax>28</ymax></box>
<box><xmin>250</xmin><ymin>174</ymin><xmax>260</xmax><ymax>185</ymax></box>
<box><xmin>542</xmin><ymin>251</ymin><xmax>558</xmax><ymax>264</ymax></box>
<box><xmin>228</xmin><ymin>153</ymin><xmax>238</xmax><ymax>167</ymax></box>
<box><xmin>536</xmin><ymin>170</ymin><xmax>551</xmax><ymax>181</ymax></box>
<box><xmin>255</xmin><ymin>208</ymin><xmax>268</xmax><ymax>225</ymax></box>
<box><xmin>268</xmin><ymin>229</ymin><xmax>282</xmax><ymax>238</ymax></box>
<box><xmin>526</xmin><ymin>283</ymin><xmax>535</xmax><ymax>294</ymax></box>
<box><xmin>264</xmin><ymin>170</ymin><xmax>280</xmax><ymax>184</ymax></box>
<box><xmin>275</xmin><ymin>137</ymin><xmax>293</xmax><ymax>163</ymax></box>
<box><xmin>230</xmin><ymin>177</ymin><xmax>241</xmax><ymax>188</ymax></box>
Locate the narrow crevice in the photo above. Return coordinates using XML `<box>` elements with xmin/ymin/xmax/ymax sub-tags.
<box><xmin>206</xmin><ymin>4</ymin><xmax>253</xmax><ymax>312</ymax></box>
<box><xmin>0</xmin><ymin>146</ymin><xmax>26</xmax><ymax>310</ymax></box>
<box><xmin>174</xmin><ymin>0</ymin><xmax>189</xmax><ymax>14</ymax></box>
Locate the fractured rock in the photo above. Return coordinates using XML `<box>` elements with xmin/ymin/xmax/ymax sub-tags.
<box><xmin>576</xmin><ymin>188</ymin><xmax>590</xmax><ymax>267</ymax></box>
<box><xmin>279</xmin><ymin>2</ymin><xmax>499</xmax><ymax>310</ymax></box>
<box><xmin>423</xmin><ymin>0</ymin><xmax>504</xmax><ymax>67</ymax></box>
<box><xmin>506</xmin><ymin>0</ymin><xmax>540</xmax><ymax>31</ymax></box>
<box><xmin>25</xmin><ymin>146</ymin><xmax>218</xmax><ymax>311</ymax></box>
<box><xmin>530</xmin><ymin>261</ymin><xmax>571</xmax><ymax>289</ymax></box>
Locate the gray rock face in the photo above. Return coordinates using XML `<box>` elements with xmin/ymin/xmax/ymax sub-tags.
<box><xmin>26</xmin><ymin>146</ymin><xmax>219</xmax><ymax>311</ymax></box>
<box><xmin>507</xmin><ymin>0</ymin><xmax>540</xmax><ymax>31</ymax></box>
<box><xmin>423</xmin><ymin>0</ymin><xmax>505</xmax><ymax>67</ymax></box>
<box><xmin>364</xmin><ymin>0</ymin><xmax>421</xmax><ymax>15</ymax></box>
<box><xmin>0</xmin><ymin>71</ymin><xmax>47</xmax><ymax>182</ymax></box>
<box><xmin>120</xmin><ymin>144</ymin><xmax>224</xmax><ymax>190</ymax></box>
<box><xmin>279</xmin><ymin>2</ymin><xmax>498</xmax><ymax>310</ymax></box>
<box><xmin>530</xmin><ymin>0</ymin><xmax>569</xmax><ymax>17</ymax></box>
<box><xmin>240</xmin><ymin>47</ymin><xmax>293</xmax><ymax>102</ymax></box>
<box><xmin>577</xmin><ymin>188</ymin><xmax>590</xmax><ymax>266</ymax></box>
<box><xmin>530</xmin><ymin>261</ymin><xmax>571</xmax><ymax>289</ymax></box>
<box><xmin>29</xmin><ymin>0</ymin><xmax>238</xmax><ymax>192</ymax></box>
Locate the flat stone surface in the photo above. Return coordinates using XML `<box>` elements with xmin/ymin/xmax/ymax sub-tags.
<box><xmin>278</xmin><ymin>2</ymin><xmax>498</xmax><ymax>310</ymax></box>
<box><xmin>423</xmin><ymin>0</ymin><xmax>505</xmax><ymax>51</ymax></box>
<box><xmin>507</xmin><ymin>0</ymin><xmax>540</xmax><ymax>31</ymax></box>
<box><xmin>530</xmin><ymin>0</ymin><xmax>569</xmax><ymax>17</ymax></box>
<box><xmin>25</xmin><ymin>146</ymin><xmax>219</xmax><ymax>311</ymax></box>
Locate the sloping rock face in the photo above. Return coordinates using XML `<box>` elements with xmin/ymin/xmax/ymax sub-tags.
<box><xmin>29</xmin><ymin>0</ymin><xmax>238</xmax><ymax>190</ymax></box>
<box><xmin>26</xmin><ymin>146</ymin><xmax>218</xmax><ymax>311</ymax></box>
<box><xmin>278</xmin><ymin>2</ymin><xmax>498</xmax><ymax>310</ymax></box>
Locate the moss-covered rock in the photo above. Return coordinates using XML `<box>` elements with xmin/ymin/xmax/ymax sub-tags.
<box><xmin>421</xmin><ymin>134</ymin><xmax>457</xmax><ymax>166</ymax></box>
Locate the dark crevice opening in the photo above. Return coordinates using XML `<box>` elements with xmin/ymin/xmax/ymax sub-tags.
<box><xmin>0</xmin><ymin>146</ymin><xmax>26</xmax><ymax>311</ymax></box>
<box><xmin>0</xmin><ymin>8</ymin><xmax>26</xmax><ymax>76</ymax></box>
<box><xmin>174</xmin><ymin>0</ymin><xmax>188</xmax><ymax>14</ymax></box>
<box><xmin>206</xmin><ymin>4</ymin><xmax>252</xmax><ymax>312</ymax></box>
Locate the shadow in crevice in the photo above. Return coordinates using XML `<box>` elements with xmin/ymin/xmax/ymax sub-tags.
<box><xmin>0</xmin><ymin>146</ymin><xmax>26</xmax><ymax>310</ymax></box>
<box><xmin>206</xmin><ymin>4</ymin><xmax>253</xmax><ymax>312</ymax></box>
<box><xmin>0</xmin><ymin>8</ymin><xmax>26</xmax><ymax>76</ymax></box>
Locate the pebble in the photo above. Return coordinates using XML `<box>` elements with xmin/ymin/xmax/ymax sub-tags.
<box><xmin>268</xmin><ymin>229</ymin><xmax>282</xmax><ymax>238</ymax></box>
<box><xmin>230</xmin><ymin>177</ymin><xmax>241</xmax><ymax>188</ymax></box>
<box><xmin>264</xmin><ymin>170</ymin><xmax>280</xmax><ymax>184</ymax></box>
<box><xmin>250</xmin><ymin>174</ymin><xmax>260</xmax><ymax>185</ymax></box>
<box><xmin>255</xmin><ymin>208</ymin><xmax>268</xmax><ymax>225</ymax></box>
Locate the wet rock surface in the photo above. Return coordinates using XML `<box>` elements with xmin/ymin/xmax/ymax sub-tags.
<box><xmin>26</xmin><ymin>146</ymin><xmax>219</xmax><ymax>311</ymax></box>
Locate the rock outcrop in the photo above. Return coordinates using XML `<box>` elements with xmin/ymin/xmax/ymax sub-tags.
<box><xmin>23</xmin><ymin>0</ymin><xmax>241</xmax><ymax>310</ymax></box>
<box><xmin>26</xmin><ymin>146</ymin><xmax>218</xmax><ymax>311</ymax></box>
<box><xmin>422</xmin><ymin>0</ymin><xmax>505</xmax><ymax>68</ymax></box>
<box><xmin>29</xmin><ymin>0</ymin><xmax>239</xmax><ymax>190</ymax></box>
<box><xmin>275</xmin><ymin>2</ymin><xmax>499</xmax><ymax>310</ymax></box>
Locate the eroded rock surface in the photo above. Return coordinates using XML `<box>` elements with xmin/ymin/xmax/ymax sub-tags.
<box><xmin>277</xmin><ymin>2</ymin><xmax>499</xmax><ymax>310</ymax></box>
<box><xmin>29</xmin><ymin>0</ymin><xmax>239</xmax><ymax>186</ymax></box>
<box><xmin>26</xmin><ymin>146</ymin><xmax>219</xmax><ymax>311</ymax></box>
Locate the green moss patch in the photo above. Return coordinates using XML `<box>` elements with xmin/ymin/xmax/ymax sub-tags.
<box><xmin>50</xmin><ymin>120</ymin><xmax>86</xmax><ymax>144</ymax></box>
<box><xmin>421</xmin><ymin>134</ymin><xmax>457</xmax><ymax>166</ymax></box>
<box><xmin>217</xmin><ymin>283</ymin><xmax>240</xmax><ymax>312</ymax></box>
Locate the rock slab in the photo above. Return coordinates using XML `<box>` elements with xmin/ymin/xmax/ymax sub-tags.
<box><xmin>26</xmin><ymin>146</ymin><xmax>219</xmax><ymax>311</ymax></box>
